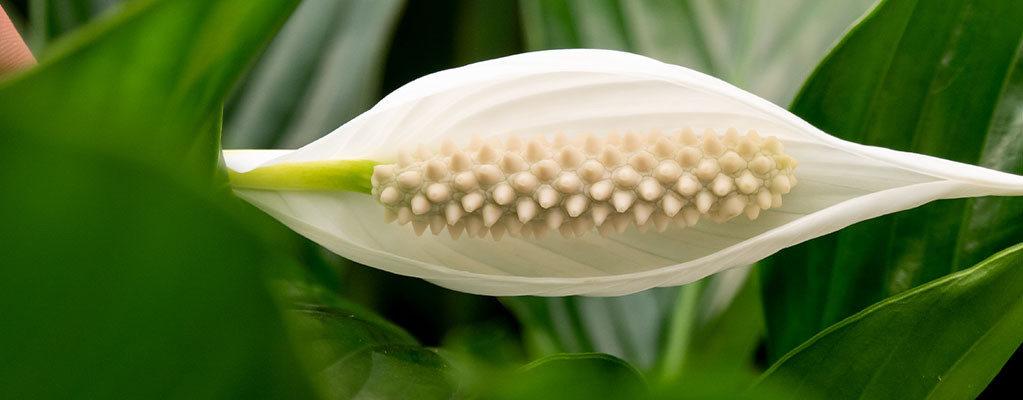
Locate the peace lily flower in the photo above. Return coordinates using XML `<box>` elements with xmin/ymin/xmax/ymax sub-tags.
<box><xmin>223</xmin><ymin>49</ymin><xmax>1023</xmax><ymax>296</ymax></box>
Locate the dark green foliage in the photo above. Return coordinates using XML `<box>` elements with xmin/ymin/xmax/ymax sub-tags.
<box><xmin>761</xmin><ymin>0</ymin><xmax>1023</xmax><ymax>362</ymax></box>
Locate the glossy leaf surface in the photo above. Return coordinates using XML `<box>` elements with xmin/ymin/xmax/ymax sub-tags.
<box><xmin>761</xmin><ymin>0</ymin><xmax>1023</xmax><ymax>361</ymax></box>
<box><xmin>759</xmin><ymin>243</ymin><xmax>1023</xmax><ymax>399</ymax></box>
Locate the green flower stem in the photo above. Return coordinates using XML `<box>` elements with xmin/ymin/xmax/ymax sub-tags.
<box><xmin>658</xmin><ymin>278</ymin><xmax>707</xmax><ymax>384</ymax></box>
<box><xmin>227</xmin><ymin>159</ymin><xmax>379</xmax><ymax>194</ymax></box>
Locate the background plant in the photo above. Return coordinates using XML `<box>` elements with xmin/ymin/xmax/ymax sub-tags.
<box><xmin>0</xmin><ymin>0</ymin><xmax>1019</xmax><ymax>398</ymax></box>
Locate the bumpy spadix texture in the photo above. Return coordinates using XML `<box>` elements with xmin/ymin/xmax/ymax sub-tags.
<box><xmin>224</xmin><ymin>49</ymin><xmax>1023</xmax><ymax>296</ymax></box>
<box><xmin>372</xmin><ymin>129</ymin><xmax>797</xmax><ymax>239</ymax></box>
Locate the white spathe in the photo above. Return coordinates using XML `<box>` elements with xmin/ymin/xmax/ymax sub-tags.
<box><xmin>224</xmin><ymin>49</ymin><xmax>1023</xmax><ymax>296</ymax></box>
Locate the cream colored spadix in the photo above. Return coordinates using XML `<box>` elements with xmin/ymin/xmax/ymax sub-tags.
<box><xmin>223</xmin><ymin>49</ymin><xmax>1023</xmax><ymax>296</ymax></box>
<box><xmin>371</xmin><ymin>129</ymin><xmax>797</xmax><ymax>239</ymax></box>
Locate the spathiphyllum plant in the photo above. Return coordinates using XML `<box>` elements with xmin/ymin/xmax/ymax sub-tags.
<box><xmin>5</xmin><ymin>0</ymin><xmax>1023</xmax><ymax>398</ymax></box>
<box><xmin>224</xmin><ymin>49</ymin><xmax>1023</xmax><ymax>296</ymax></box>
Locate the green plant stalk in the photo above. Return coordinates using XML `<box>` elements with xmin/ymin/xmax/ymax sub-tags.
<box><xmin>227</xmin><ymin>159</ymin><xmax>378</xmax><ymax>194</ymax></box>
<box><xmin>658</xmin><ymin>278</ymin><xmax>706</xmax><ymax>384</ymax></box>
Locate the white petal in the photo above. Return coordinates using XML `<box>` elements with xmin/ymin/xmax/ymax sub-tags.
<box><xmin>224</xmin><ymin>49</ymin><xmax>1023</xmax><ymax>296</ymax></box>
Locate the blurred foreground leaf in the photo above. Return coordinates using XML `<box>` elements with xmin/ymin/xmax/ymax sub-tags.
<box><xmin>0</xmin><ymin>136</ymin><xmax>316</xmax><ymax>399</ymax></box>
<box><xmin>0</xmin><ymin>0</ymin><xmax>316</xmax><ymax>398</ymax></box>
<box><xmin>761</xmin><ymin>0</ymin><xmax>1023</xmax><ymax>361</ymax></box>
<box><xmin>758</xmin><ymin>242</ymin><xmax>1023</xmax><ymax>399</ymax></box>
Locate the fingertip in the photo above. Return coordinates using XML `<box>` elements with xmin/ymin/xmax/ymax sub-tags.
<box><xmin>0</xmin><ymin>4</ymin><xmax>36</xmax><ymax>75</ymax></box>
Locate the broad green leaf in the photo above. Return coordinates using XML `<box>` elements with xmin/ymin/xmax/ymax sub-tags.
<box><xmin>761</xmin><ymin>0</ymin><xmax>1023</xmax><ymax>362</ymax></box>
<box><xmin>0</xmin><ymin>0</ymin><xmax>316</xmax><ymax>397</ymax></box>
<box><xmin>0</xmin><ymin>139</ymin><xmax>317</xmax><ymax>399</ymax></box>
<box><xmin>757</xmin><ymin>243</ymin><xmax>1023</xmax><ymax>399</ymax></box>
<box><xmin>512</xmin><ymin>0</ymin><xmax>875</xmax><ymax>373</ymax></box>
<box><xmin>224</xmin><ymin>0</ymin><xmax>405</xmax><ymax>149</ymax></box>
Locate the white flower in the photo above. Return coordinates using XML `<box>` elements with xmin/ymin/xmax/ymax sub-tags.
<box><xmin>223</xmin><ymin>49</ymin><xmax>1023</xmax><ymax>296</ymax></box>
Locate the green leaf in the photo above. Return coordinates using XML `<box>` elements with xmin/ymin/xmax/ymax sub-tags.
<box><xmin>0</xmin><ymin>0</ymin><xmax>318</xmax><ymax>397</ymax></box>
<box><xmin>287</xmin><ymin>305</ymin><xmax>460</xmax><ymax>399</ymax></box>
<box><xmin>0</xmin><ymin>139</ymin><xmax>318</xmax><ymax>399</ymax></box>
<box><xmin>481</xmin><ymin>353</ymin><xmax>648</xmax><ymax>400</ymax></box>
<box><xmin>761</xmin><ymin>0</ymin><xmax>1023</xmax><ymax>362</ymax></box>
<box><xmin>289</xmin><ymin>305</ymin><xmax>460</xmax><ymax>399</ymax></box>
<box><xmin>223</xmin><ymin>0</ymin><xmax>405</xmax><ymax>149</ymax></box>
<box><xmin>279</xmin><ymin>268</ymin><xmax>460</xmax><ymax>399</ymax></box>
<box><xmin>320</xmin><ymin>344</ymin><xmax>458</xmax><ymax>400</ymax></box>
<box><xmin>757</xmin><ymin>243</ymin><xmax>1023</xmax><ymax>399</ymax></box>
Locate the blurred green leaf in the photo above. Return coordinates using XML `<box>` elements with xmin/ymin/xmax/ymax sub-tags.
<box><xmin>481</xmin><ymin>353</ymin><xmax>647</xmax><ymax>400</ymax></box>
<box><xmin>519</xmin><ymin>0</ymin><xmax>876</xmax><ymax>104</ymax></box>
<box><xmin>224</xmin><ymin>0</ymin><xmax>405</xmax><ymax>149</ymax></box>
<box><xmin>503</xmin><ymin>270</ymin><xmax>762</xmax><ymax>378</ymax></box>
<box><xmin>279</xmin><ymin>265</ymin><xmax>460</xmax><ymax>399</ymax></box>
<box><xmin>0</xmin><ymin>0</ymin><xmax>319</xmax><ymax>397</ymax></box>
<box><xmin>511</xmin><ymin>0</ymin><xmax>875</xmax><ymax>374</ymax></box>
<box><xmin>761</xmin><ymin>0</ymin><xmax>1023</xmax><ymax>362</ymax></box>
<box><xmin>320</xmin><ymin>344</ymin><xmax>458</xmax><ymax>400</ymax></box>
<box><xmin>0</xmin><ymin>138</ymin><xmax>317</xmax><ymax>399</ymax></box>
<box><xmin>452</xmin><ymin>0</ymin><xmax>522</xmax><ymax>65</ymax></box>
<box><xmin>654</xmin><ymin>371</ymin><xmax>815</xmax><ymax>400</ymax></box>
<box><xmin>502</xmin><ymin>287</ymin><xmax>696</xmax><ymax>371</ymax></box>
<box><xmin>289</xmin><ymin>306</ymin><xmax>460</xmax><ymax>399</ymax></box>
<box><xmin>681</xmin><ymin>269</ymin><xmax>764</xmax><ymax>373</ymax></box>
<box><xmin>758</xmin><ymin>242</ymin><xmax>1023</xmax><ymax>399</ymax></box>
<box><xmin>278</xmin><ymin>277</ymin><xmax>418</xmax><ymax>352</ymax></box>
<box><xmin>441</xmin><ymin>321</ymin><xmax>527</xmax><ymax>368</ymax></box>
